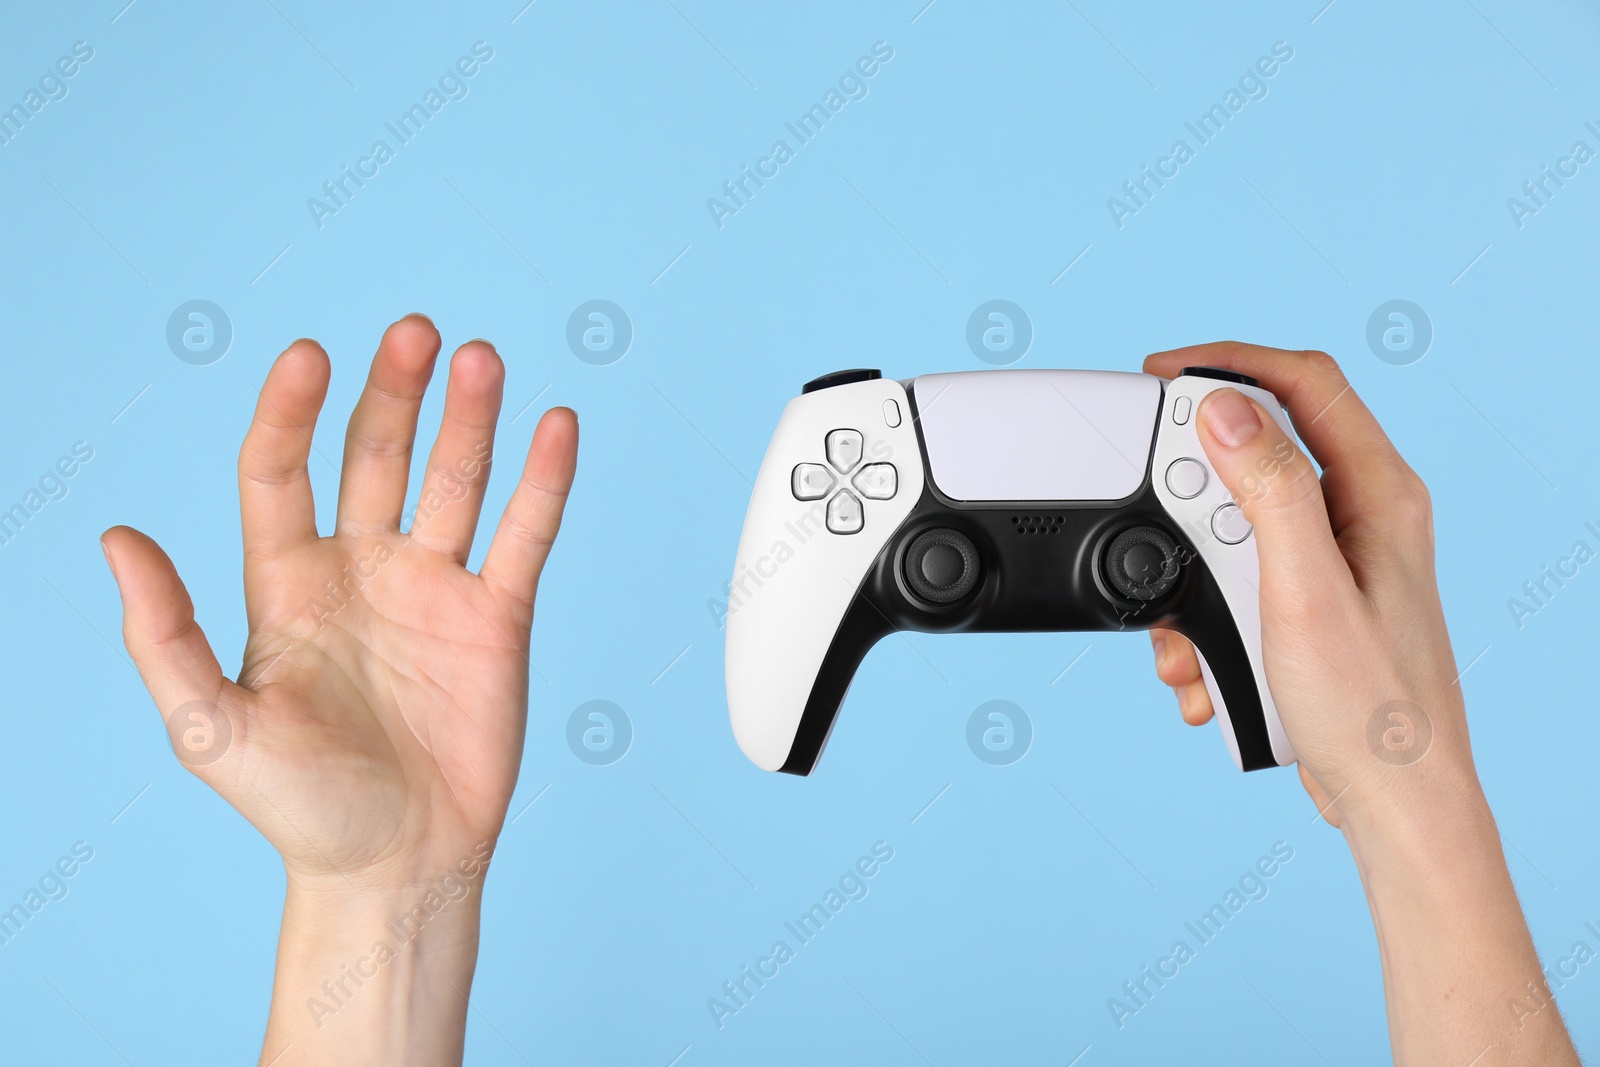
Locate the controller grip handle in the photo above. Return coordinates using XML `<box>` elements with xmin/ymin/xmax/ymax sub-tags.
<box><xmin>1180</xmin><ymin>619</ymin><xmax>1294</xmax><ymax>772</ymax></box>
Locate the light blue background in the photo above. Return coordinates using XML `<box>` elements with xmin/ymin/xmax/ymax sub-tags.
<box><xmin>2</xmin><ymin>1</ymin><xmax>1598</xmax><ymax>1063</ymax></box>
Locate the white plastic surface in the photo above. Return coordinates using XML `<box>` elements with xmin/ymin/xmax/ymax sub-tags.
<box><xmin>725</xmin><ymin>378</ymin><xmax>925</xmax><ymax>770</ymax></box>
<box><xmin>1150</xmin><ymin>374</ymin><xmax>1298</xmax><ymax>768</ymax></box>
<box><xmin>912</xmin><ymin>370</ymin><xmax>1162</xmax><ymax>502</ymax></box>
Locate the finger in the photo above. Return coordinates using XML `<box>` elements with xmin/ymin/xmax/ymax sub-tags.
<box><xmin>336</xmin><ymin>314</ymin><xmax>443</xmax><ymax>535</ymax></box>
<box><xmin>480</xmin><ymin>407</ymin><xmax>578</xmax><ymax>614</ymax></box>
<box><xmin>1143</xmin><ymin>344</ymin><xmax>1415</xmax><ymax>538</ymax></box>
<box><xmin>1195</xmin><ymin>388</ymin><xmax>1356</xmax><ymax>607</ymax></box>
<box><xmin>1300</xmin><ymin>764</ymin><xmax>1342</xmax><ymax>828</ymax></box>
<box><xmin>409</xmin><ymin>341</ymin><xmax>505</xmax><ymax>564</ymax></box>
<box><xmin>1150</xmin><ymin>627</ymin><xmax>1202</xmax><ymax>688</ymax></box>
<box><xmin>238</xmin><ymin>339</ymin><xmax>330</xmax><ymax>560</ymax></box>
<box><xmin>1151</xmin><ymin>628</ymin><xmax>1213</xmax><ymax>725</ymax></box>
<box><xmin>1174</xmin><ymin>679</ymin><xmax>1215</xmax><ymax>727</ymax></box>
<box><xmin>102</xmin><ymin>526</ymin><xmax>250</xmax><ymax>771</ymax></box>
<box><xmin>1152</xmin><ymin>627</ymin><xmax>1209</xmax><ymax>726</ymax></box>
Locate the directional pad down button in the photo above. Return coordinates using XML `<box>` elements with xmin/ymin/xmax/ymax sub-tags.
<box><xmin>826</xmin><ymin>490</ymin><xmax>863</xmax><ymax>534</ymax></box>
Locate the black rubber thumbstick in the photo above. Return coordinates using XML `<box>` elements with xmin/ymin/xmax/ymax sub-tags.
<box><xmin>1104</xmin><ymin>526</ymin><xmax>1181</xmax><ymax>601</ymax></box>
<box><xmin>904</xmin><ymin>528</ymin><xmax>981</xmax><ymax>604</ymax></box>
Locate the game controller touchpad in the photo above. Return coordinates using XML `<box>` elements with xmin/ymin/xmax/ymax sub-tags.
<box><xmin>912</xmin><ymin>370</ymin><xmax>1161</xmax><ymax>502</ymax></box>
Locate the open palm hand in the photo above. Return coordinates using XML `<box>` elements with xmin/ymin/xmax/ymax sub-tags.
<box><xmin>104</xmin><ymin>315</ymin><xmax>577</xmax><ymax>890</ymax></box>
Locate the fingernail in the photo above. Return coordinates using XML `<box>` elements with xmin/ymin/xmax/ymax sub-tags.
<box><xmin>1201</xmin><ymin>389</ymin><xmax>1262</xmax><ymax>447</ymax></box>
<box><xmin>100</xmin><ymin>537</ymin><xmax>118</xmax><ymax>579</ymax></box>
<box><xmin>1153</xmin><ymin>635</ymin><xmax>1167</xmax><ymax>666</ymax></box>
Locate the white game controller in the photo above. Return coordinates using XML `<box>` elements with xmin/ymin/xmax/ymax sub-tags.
<box><xmin>725</xmin><ymin>367</ymin><xmax>1299</xmax><ymax>775</ymax></box>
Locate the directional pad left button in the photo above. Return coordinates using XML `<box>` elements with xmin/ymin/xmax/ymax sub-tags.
<box><xmin>792</xmin><ymin>463</ymin><xmax>836</xmax><ymax>501</ymax></box>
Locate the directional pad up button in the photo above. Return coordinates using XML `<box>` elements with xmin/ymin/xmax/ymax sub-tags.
<box><xmin>826</xmin><ymin>429</ymin><xmax>864</xmax><ymax>473</ymax></box>
<box><xmin>791</xmin><ymin>463</ymin><xmax>836</xmax><ymax>501</ymax></box>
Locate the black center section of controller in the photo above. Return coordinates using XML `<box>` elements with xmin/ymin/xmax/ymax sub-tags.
<box><xmin>903</xmin><ymin>528</ymin><xmax>981</xmax><ymax>604</ymax></box>
<box><xmin>780</xmin><ymin>471</ymin><xmax>1278</xmax><ymax>776</ymax></box>
<box><xmin>1102</xmin><ymin>526</ymin><xmax>1181</xmax><ymax>601</ymax></box>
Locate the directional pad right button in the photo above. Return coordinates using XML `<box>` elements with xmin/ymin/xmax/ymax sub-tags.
<box><xmin>825</xmin><ymin>429</ymin><xmax>863</xmax><ymax>473</ymax></box>
<box><xmin>826</xmin><ymin>490</ymin><xmax>863</xmax><ymax>534</ymax></box>
<box><xmin>851</xmin><ymin>462</ymin><xmax>897</xmax><ymax>500</ymax></box>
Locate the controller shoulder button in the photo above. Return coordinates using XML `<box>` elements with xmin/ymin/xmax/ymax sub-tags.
<box><xmin>1179</xmin><ymin>366</ymin><xmax>1260</xmax><ymax>388</ymax></box>
<box><xmin>802</xmin><ymin>369</ymin><xmax>882</xmax><ymax>394</ymax></box>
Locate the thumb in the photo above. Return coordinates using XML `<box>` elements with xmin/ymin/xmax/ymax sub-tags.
<box><xmin>102</xmin><ymin>525</ymin><xmax>245</xmax><ymax>770</ymax></box>
<box><xmin>1194</xmin><ymin>388</ymin><xmax>1352</xmax><ymax>605</ymax></box>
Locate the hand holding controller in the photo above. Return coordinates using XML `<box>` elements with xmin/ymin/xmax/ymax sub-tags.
<box><xmin>725</xmin><ymin>365</ymin><xmax>1299</xmax><ymax>774</ymax></box>
<box><xmin>726</xmin><ymin>347</ymin><xmax>1583</xmax><ymax>1065</ymax></box>
<box><xmin>1137</xmin><ymin>344</ymin><xmax>1581</xmax><ymax>1065</ymax></box>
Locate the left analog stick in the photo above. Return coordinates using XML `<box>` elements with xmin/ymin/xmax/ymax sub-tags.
<box><xmin>904</xmin><ymin>528</ymin><xmax>980</xmax><ymax>604</ymax></box>
<box><xmin>920</xmin><ymin>543</ymin><xmax>964</xmax><ymax>586</ymax></box>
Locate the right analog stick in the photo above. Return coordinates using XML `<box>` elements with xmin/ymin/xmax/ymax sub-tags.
<box><xmin>904</xmin><ymin>528</ymin><xmax>981</xmax><ymax>604</ymax></box>
<box><xmin>1103</xmin><ymin>526</ymin><xmax>1181</xmax><ymax>601</ymax></box>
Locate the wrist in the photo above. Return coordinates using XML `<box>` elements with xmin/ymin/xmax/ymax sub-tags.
<box><xmin>1329</xmin><ymin>757</ymin><xmax>1578</xmax><ymax>1063</ymax></box>
<box><xmin>283</xmin><ymin>836</ymin><xmax>499</xmax><ymax>899</ymax></box>
<box><xmin>1333</xmin><ymin>757</ymin><xmax>1519</xmax><ymax>932</ymax></box>
<box><xmin>1339</xmin><ymin>768</ymin><xmax>1496</xmax><ymax>865</ymax></box>
<box><xmin>1331</xmin><ymin>742</ymin><xmax>1490</xmax><ymax>855</ymax></box>
<box><xmin>1304</xmin><ymin>682</ymin><xmax>1487</xmax><ymax>854</ymax></box>
<box><xmin>261</xmin><ymin>843</ymin><xmax>496</xmax><ymax>1067</ymax></box>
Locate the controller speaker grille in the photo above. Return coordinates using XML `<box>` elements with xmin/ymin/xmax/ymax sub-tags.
<box><xmin>1011</xmin><ymin>514</ymin><xmax>1064</xmax><ymax>535</ymax></box>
